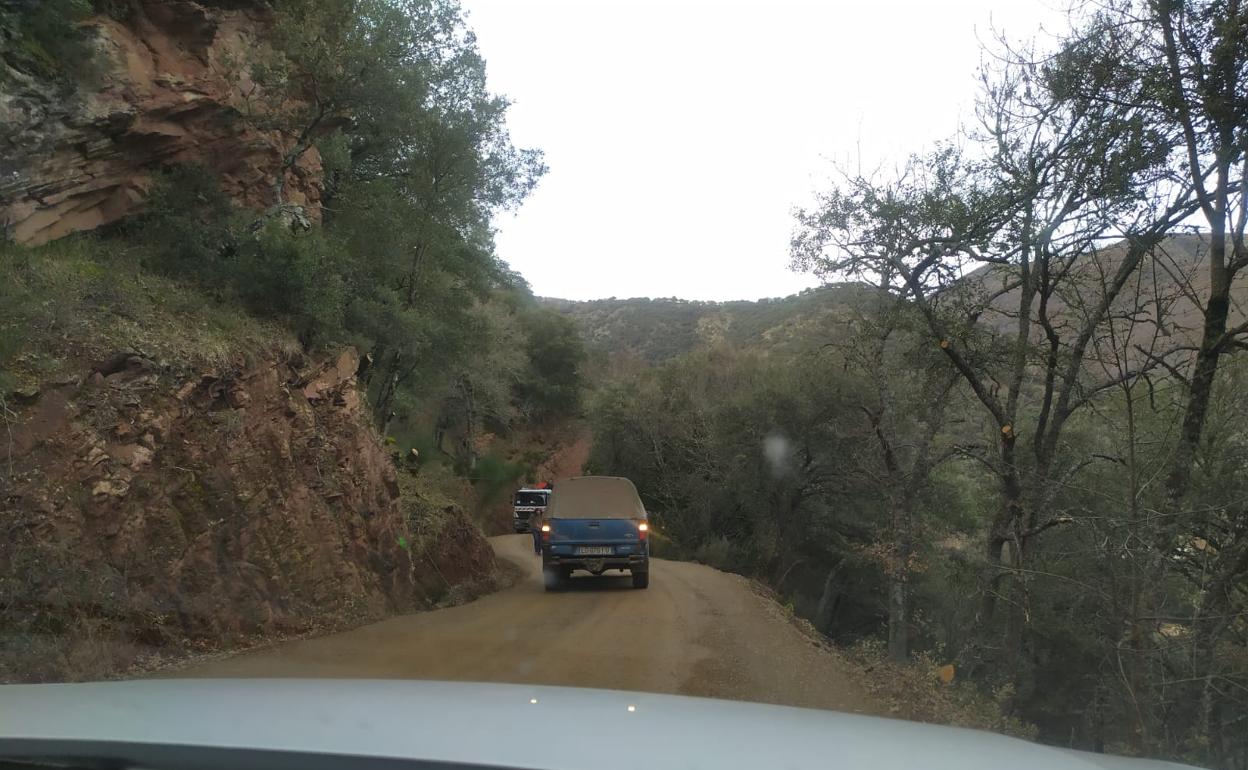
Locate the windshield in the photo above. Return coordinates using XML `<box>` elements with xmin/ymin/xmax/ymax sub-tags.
<box><xmin>514</xmin><ymin>492</ymin><xmax>549</xmax><ymax>507</ymax></box>
<box><xmin>1</xmin><ymin>1</ymin><xmax>1245</xmax><ymax>769</ymax></box>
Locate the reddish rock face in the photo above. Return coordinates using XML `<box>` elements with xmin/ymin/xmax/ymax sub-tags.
<box><xmin>1</xmin><ymin>348</ymin><xmax>497</xmax><ymax>680</ymax></box>
<box><xmin>1</xmin><ymin>0</ymin><xmax>323</xmax><ymax>244</ymax></box>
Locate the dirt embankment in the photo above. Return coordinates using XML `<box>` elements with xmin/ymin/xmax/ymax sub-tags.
<box><xmin>1</xmin><ymin>348</ymin><xmax>496</xmax><ymax>682</ymax></box>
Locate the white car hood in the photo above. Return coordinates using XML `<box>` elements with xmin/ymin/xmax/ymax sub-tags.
<box><xmin>0</xmin><ymin>679</ymin><xmax>1201</xmax><ymax>770</ymax></box>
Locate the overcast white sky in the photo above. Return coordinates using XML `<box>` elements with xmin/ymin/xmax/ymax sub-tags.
<box><xmin>460</xmin><ymin>0</ymin><xmax>1065</xmax><ymax>301</ymax></box>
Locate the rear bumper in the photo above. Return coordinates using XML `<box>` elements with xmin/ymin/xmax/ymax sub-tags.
<box><xmin>543</xmin><ymin>553</ymin><xmax>648</xmax><ymax>572</ymax></box>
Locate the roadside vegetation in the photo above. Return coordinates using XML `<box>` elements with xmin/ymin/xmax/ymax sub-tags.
<box><xmin>0</xmin><ymin>0</ymin><xmax>99</xmax><ymax>83</ymax></box>
<box><xmin>1</xmin><ymin>0</ymin><xmax>583</xmax><ymax>680</ymax></box>
<box><xmin>587</xmin><ymin>2</ymin><xmax>1248</xmax><ymax>766</ymax></box>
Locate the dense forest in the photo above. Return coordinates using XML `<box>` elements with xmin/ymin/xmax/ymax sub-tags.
<box><xmin>581</xmin><ymin>2</ymin><xmax>1248</xmax><ymax>767</ymax></box>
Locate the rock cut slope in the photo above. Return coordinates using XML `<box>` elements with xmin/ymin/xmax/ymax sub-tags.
<box><xmin>2</xmin><ymin>344</ymin><xmax>495</xmax><ymax>682</ymax></box>
<box><xmin>1</xmin><ymin>0</ymin><xmax>322</xmax><ymax>244</ymax></box>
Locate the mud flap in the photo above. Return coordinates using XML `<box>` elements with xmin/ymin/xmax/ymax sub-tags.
<box><xmin>543</xmin><ymin>565</ymin><xmax>569</xmax><ymax>592</ymax></box>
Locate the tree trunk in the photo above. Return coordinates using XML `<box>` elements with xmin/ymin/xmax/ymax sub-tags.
<box><xmin>887</xmin><ymin>563</ymin><xmax>908</xmax><ymax>662</ymax></box>
<box><xmin>1124</xmin><ymin>384</ymin><xmax>1149</xmax><ymax>753</ymax></box>
<box><xmin>999</xmin><ymin>433</ymin><xmax>1030</xmax><ymax>671</ymax></box>
<box><xmin>814</xmin><ymin>563</ymin><xmax>842</xmax><ymax>634</ymax></box>
<box><xmin>1164</xmin><ymin>224</ymin><xmax>1230</xmax><ymax>507</ymax></box>
<box><xmin>372</xmin><ymin>350</ymin><xmax>402</xmax><ymax>430</ymax></box>
<box><xmin>887</xmin><ymin>501</ymin><xmax>909</xmax><ymax>662</ymax></box>
<box><xmin>458</xmin><ymin>377</ymin><xmax>478</xmax><ymax>471</ymax></box>
<box><xmin>981</xmin><ymin>433</ymin><xmax>1025</xmax><ymax>639</ymax></box>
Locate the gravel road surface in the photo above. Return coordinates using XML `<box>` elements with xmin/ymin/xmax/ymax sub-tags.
<box><xmin>175</xmin><ymin>535</ymin><xmax>879</xmax><ymax>714</ymax></box>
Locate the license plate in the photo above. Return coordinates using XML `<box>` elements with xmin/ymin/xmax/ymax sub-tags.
<box><xmin>576</xmin><ymin>546</ymin><xmax>612</xmax><ymax>556</ymax></box>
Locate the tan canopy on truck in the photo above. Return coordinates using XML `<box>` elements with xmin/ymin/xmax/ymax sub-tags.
<box><xmin>545</xmin><ymin>476</ymin><xmax>646</xmax><ymax>520</ymax></box>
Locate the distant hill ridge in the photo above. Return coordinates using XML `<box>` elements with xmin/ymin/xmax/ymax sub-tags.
<box><xmin>544</xmin><ymin>234</ymin><xmax>1238</xmax><ymax>366</ymax></box>
<box><xmin>539</xmin><ymin>283</ymin><xmax>877</xmax><ymax>364</ymax></box>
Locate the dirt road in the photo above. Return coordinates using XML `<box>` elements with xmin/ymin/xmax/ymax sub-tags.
<box><xmin>174</xmin><ymin>535</ymin><xmax>880</xmax><ymax>714</ymax></box>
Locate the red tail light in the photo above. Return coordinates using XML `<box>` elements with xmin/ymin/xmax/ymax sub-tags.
<box><xmin>541</xmin><ymin>523</ymin><xmax>551</xmax><ymax>543</ymax></box>
<box><xmin>637</xmin><ymin>521</ymin><xmax>649</xmax><ymax>541</ymax></box>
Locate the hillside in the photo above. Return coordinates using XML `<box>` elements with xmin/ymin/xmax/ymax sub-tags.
<box><xmin>547</xmin><ymin>234</ymin><xmax>1241</xmax><ymax>371</ymax></box>
<box><xmin>971</xmin><ymin>233</ymin><xmax>1245</xmax><ymax>344</ymax></box>
<box><xmin>0</xmin><ymin>241</ymin><xmax>500</xmax><ymax>682</ymax></box>
<box><xmin>541</xmin><ymin>283</ymin><xmax>878</xmax><ymax>365</ymax></box>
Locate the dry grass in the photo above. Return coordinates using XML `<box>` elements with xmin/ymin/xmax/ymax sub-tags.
<box><xmin>748</xmin><ymin>580</ymin><xmax>1037</xmax><ymax>740</ymax></box>
<box><xmin>838</xmin><ymin>638</ymin><xmax>1038</xmax><ymax>740</ymax></box>
<box><xmin>398</xmin><ymin>463</ymin><xmax>472</xmax><ymax>552</ymax></box>
<box><xmin>0</xmin><ymin>235</ymin><xmax>298</xmax><ymax>392</ymax></box>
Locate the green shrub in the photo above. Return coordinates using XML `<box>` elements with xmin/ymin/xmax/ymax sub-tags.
<box><xmin>134</xmin><ymin>166</ymin><xmax>346</xmax><ymax>346</ymax></box>
<box><xmin>2</xmin><ymin>0</ymin><xmax>99</xmax><ymax>83</ymax></box>
<box><xmin>693</xmin><ymin>536</ymin><xmax>737</xmax><ymax>571</ymax></box>
<box><xmin>135</xmin><ymin>165</ymin><xmax>238</xmax><ymax>286</ymax></box>
<box><xmin>467</xmin><ymin>452</ymin><xmax>528</xmax><ymax>510</ymax></box>
<box><xmin>646</xmin><ymin>530</ymin><xmax>690</xmax><ymax>561</ymax></box>
<box><xmin>233</xmin><ymin>222</ymin><xmax>345</xmax><ymax>346</ymax></box>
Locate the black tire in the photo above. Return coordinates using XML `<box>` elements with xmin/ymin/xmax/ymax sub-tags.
<box><xmin>631</xmin><ymin>570</ymin><xmax>649</xmax><ymax>589</ymax></box>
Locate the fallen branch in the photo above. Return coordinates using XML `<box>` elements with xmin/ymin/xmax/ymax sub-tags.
<box><xmin>1017</xmin><ymin>515</ymin><xmax>1075</xmax><ymax>541</ymax></box>
<box><xmin>1</xmin><ymin>392</ymin><xmax>14</xmax><ymax>480</ymax></box>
